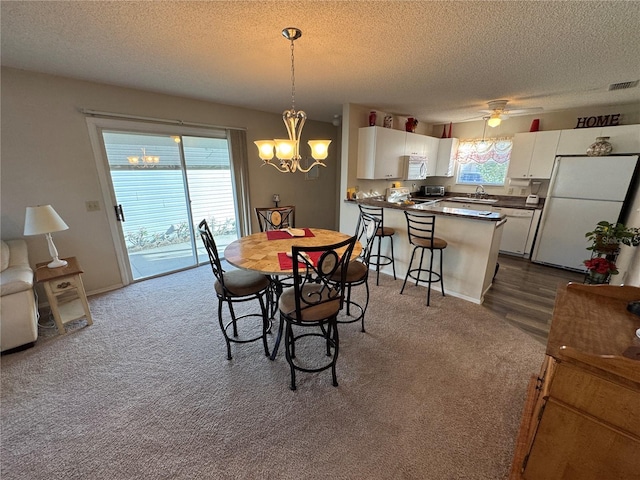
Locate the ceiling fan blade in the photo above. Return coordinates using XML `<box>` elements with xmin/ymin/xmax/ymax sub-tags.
<box><xmin>505</xmin><ymin>107</ymin><xmax>544</xmax><ymax>115</ymax></box>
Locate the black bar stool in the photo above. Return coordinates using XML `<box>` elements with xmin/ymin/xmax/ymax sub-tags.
<box><xmin>400</xmin><ymin>211</ymin><xmax>447</xmax><ymax>306</ymax></box>
<box><xmin>358</xmin><ymin>204</ymin><xmax>396</xmax><ymax>285</ymax></box>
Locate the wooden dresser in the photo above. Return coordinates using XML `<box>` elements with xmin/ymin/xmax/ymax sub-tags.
<box><xmin>510</xmin><ymin>283</ymin><xmax>640</xmax><ymax>480</ymax></box>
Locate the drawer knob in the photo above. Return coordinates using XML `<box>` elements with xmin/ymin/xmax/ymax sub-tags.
<box><xmin>56</xmin><ymin>281</ymin><xmax>71</xmax><ymax>289</ymax></box>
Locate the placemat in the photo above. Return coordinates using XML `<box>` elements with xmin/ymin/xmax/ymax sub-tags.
<box><xmin>277</xmin><ymin>251</ymin><xmax>323</xmax><ymax>270</ymax></box>
<box><xmin>266</xmin><ymin>228</ymin><xmax>315</xmax><ymax>240</ymax></box>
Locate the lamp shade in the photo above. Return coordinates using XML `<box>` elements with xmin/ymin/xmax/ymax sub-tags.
<box><xmin>487</xmin><ymin>114</ymin><xmax>502</xmax><ymax>128</ymax></box>
<box><xmin>24</xmin><ymin>205</ymin><xmax>69</xmax><ymax>236</ymax></box>
<box><xmin>308</xmin><ymin>140</ymin><xmax>331</xmax><ymax>160</ymax></box>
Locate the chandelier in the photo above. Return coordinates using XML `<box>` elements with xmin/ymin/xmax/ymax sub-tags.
<box><xmin>128</xmin><ymin>148</ymin><xmax>159</xmax><ymax>166</ymax></box>
<box><xmin>254</xmin><ymin>27</ymin><xmax>331</xmax><ymax>173</ymax></box>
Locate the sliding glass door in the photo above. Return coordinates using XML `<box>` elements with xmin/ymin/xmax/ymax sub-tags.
<box><xmin>101</xmin><ymin>130</ymin><xmax>238</xmax><ymax>280</ymax></box>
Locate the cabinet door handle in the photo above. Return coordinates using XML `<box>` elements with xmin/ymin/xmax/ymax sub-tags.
<box><xmin>56</xmin><ymin>281</ymin><xmax>71</xmax><ymax>289</ymax></box>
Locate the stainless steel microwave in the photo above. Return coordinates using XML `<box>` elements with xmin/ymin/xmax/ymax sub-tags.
<box><xmin>420</xmin><ymin>185</ymin><xmax>445</xmax><ymax>196</ymax></box>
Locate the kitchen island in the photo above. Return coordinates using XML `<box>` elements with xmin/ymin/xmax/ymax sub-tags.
<box><xmin>339</xmin><ymin>198</ymin><xmax>506</xmax><ymax>304</ymax></box>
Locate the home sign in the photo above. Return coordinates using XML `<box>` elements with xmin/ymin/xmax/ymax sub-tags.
<box><xmin>575</xmin><ymin>114</ymin><xmax>621</xmax><ymax>128</ymax></box>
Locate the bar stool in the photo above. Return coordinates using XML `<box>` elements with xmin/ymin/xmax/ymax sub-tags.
<box><xmin>400</xmin><ymin>211</ymin><xmax>447</xmax><ymax>306</ymax></box>
<box><xmin>358</xmin><ymin>204</ymin><xmax>396</xmax><ymax>285</ymax></box>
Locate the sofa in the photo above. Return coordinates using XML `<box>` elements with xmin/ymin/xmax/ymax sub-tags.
<box><xmin>0</xmin><ymin>239</ymin><xmax>38</xmax><ymax>352</ymax></box>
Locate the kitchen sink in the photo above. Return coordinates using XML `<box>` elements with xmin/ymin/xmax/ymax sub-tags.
<box><xmin>450</xmin><ymin>196</ymin><xmax>499</xmax><ymax>204</ymax></box>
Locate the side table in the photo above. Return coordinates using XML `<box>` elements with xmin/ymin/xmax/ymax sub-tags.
<box><xmin>35</xmin><ymin>256</ymin><xmax>93</xmax><ymax>334</ymax></box>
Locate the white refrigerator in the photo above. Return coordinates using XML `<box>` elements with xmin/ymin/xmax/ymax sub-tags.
<box><xmin>531</xmin><ymin>155</ymin><xmax>639</xmax><ymax>271</ymax></box>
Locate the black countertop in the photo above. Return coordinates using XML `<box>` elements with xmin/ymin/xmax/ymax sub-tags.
<box><xmin>410</xmin><ymin>193</ymin><xmax>544</xmax><ymax>210</ymax></box>
<box><xmin>353</xmin><ymin>198</ymin><xmax>505</xmax><ymax>222</ymax></box>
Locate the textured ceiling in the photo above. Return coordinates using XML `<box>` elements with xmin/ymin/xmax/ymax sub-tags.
<box><xmin>2</xmin><ymin>1</ymin><xmax>639</xmax><ymax>124</ymax></box>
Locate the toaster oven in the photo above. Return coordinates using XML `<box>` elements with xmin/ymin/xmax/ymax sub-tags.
<box><xmin>420</xmin><ymin>185</ymin><xmax>445</xmax><ymax>196</ymax></box>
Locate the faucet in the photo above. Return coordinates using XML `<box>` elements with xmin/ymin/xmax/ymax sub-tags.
<box><xmin>475</xmin><ymin>185</ymin><xmax>486</xmax><ymax>198</ymax></box>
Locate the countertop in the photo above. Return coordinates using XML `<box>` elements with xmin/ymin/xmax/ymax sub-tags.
<box><xmin>353</xmin><ymin>197</ymin><xmax>505</xmax><ymax>222</ymax></box>
<box><xmin>410</xmin><ymin>193</ymin><xmax>545</xmax><ymax>210</ymax></box>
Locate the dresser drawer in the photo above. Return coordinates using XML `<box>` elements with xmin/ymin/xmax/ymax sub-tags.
<box><xmin>550</xmin><ymin>362</ymin><xmax>640</xmax><ymax>435</ymax></box>
<box><xmin>49</xmin><ymin>275</ymin><xmax>80</xmax><ymax>294</ymax></box>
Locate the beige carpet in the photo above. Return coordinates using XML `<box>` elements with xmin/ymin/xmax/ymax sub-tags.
<box><xmin>1</xmin><ymin>266</ymin><xmax>544</xmax><ymax>479</ymax></box>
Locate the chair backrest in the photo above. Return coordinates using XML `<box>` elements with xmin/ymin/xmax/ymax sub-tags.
<box><xmin>357</xmin><ymin>204</ymin><xmax>384</xmax><ymax>228</ymax></box>
<box><xmin>404</xmin><ymin>211</ymin><xmax>436</xmax><ymax>246</ymax></box>
<box><xmin>288</xmin><ymin>235</ymin><xmax>357</xmax><ymax>321</ymax></box>
<box><xmin>255</xmin><ymin>206</ymin><xmax>295</xmax><ymax>232</ymax></box>
<box><xmin>355</xmin><ymin>211</ymin><xmax>382</xmax><ymax>268</ymax></box>
<box><xmin>198</xmin><ymin>219</ymin><xmax>226</xmax><ymax>285</ymax></box>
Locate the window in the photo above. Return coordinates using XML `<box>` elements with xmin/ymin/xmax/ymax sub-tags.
<box><xmin>455</xmin><ymin>138</ymin><xmax>513</xmax><ymax>186</ymax></box>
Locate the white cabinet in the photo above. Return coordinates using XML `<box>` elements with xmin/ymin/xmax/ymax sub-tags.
<box><xmin>557</xmin><ymin>124</ymin><xmax>640</xmax><ymax>155</ymax></box>
<box><xmin>435</xmin><ymin>138</ymin><xmax>458</xmax><ymax>177</ymax></box>
<box><xmin>508</xmin><ymin>131</ymin><xmax>560</xmax><ymax>179</ymax></box>
<box><xmin>357</xmin><ymin>126</ymin><xmax>405</xmax><ymax>179</ymax></box>
<box><xmin>405</xmin><ymin>132</ymin><xmax>428</xmax><ymax>156</ymax></box>
<box><xmin>405</xmin><ymin>132</ymin><xmax>440</xmax><ymax>176</ymax></box>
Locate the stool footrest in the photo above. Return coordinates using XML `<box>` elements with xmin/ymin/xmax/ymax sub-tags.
<box><xmin>406</xmin><ymin>269</ymin><xmax>442</xmax><ymax>285</ymax></box>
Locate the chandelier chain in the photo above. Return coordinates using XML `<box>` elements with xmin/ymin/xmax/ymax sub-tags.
<box><xmin>290</xmin><ymin>39</ymin><xmax>296</xmax><ymax>111</ymax></box>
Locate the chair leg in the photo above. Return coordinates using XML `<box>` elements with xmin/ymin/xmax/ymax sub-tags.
<box><xmin>361</xmin><ymin>281</ymin><xmax>370</xmax><ymax>333</ymax></box>
<box><xmin>427</xmin><ymin>248</ymin><xmax>435</xmax><ymax>306</ymax></box>
<box><xmin>330</xmin><ymin>318</ymin><xmax>339</xmax><ymax>387</ymax></box>
<box><xmin>345</xmin><ymin>284</ymin><xmax>352</xmax><ymax>316</ymax></box>
<box><xmin>258</xmin><ymin>295</ymin><xmax>270</xmax><ymax>357</ymax></box>
<box><xmin>270</xmin><ymin>315</ymin><xmax>285</xmax><ymax>361</ymax></box>
<box><xmin>439</xmin><ymin>249</ymin><xmax>446</xmax><ymax>298</ymax></box>
<box><xmin>375</xmin><ymin>235</ymin><xmax>382</xmax><ymax>286</ymax></box>
<box><xmin>416</xmin><ymin>247</ymin><xmax>426</xmax><ymax>286</ymax></box>
<box><xmin>284</xmin><ymin>322</ymin><xmax>296</xmax><ymax>391</ymax></box>
<box><xmin>219</xmin><ymin>300</ymin><xmax>232</xmax><ymax>360</ymax></box>
<box><xmin>389</xmin><ymin>235</ymin><xmax>396</xmax><ymax>280</ymax></box>
<box><xmin>401</xmin><ymin>247</ymin><xmax>418</xmax><ymax>294</ymax></box>
<box><xmin>228</xmin><ymin>303</ymin><xmax>239</xmax><ymax>337</ymax></box>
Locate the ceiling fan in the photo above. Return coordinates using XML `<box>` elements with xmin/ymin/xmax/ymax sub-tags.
<box><xmin>477</xmin><ymin>99</ymin><xmax>542</xmax><ymax>127</ymax></box>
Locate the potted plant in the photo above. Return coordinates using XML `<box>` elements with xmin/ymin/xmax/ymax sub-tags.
<box><xmin>583</xmin><ymin>257</ymin><xmax>618</xmax><ymax>284</ymax></box>
<box><xmin>585</xmin><ymin>221</ymin><xmax>640</xmax><ymax>253</ymax></box>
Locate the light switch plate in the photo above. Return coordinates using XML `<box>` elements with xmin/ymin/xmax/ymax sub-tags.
<box><xmin>85</xmin><ymin>200</ymin><xmax>100</xmax><ymax>212</ymax></box>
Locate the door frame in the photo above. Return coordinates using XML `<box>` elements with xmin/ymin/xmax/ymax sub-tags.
<box><xmin>85</xmin><ymin>117</ymin><xmax>235</xmax><ymax>285</ymax></box>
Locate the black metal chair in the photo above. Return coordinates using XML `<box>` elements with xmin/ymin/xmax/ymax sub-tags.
<box><xmin>332</xmin><ymin>211</ymin><xmax>382</xmax><ymax>332</ymax></box>
<box><xmin>357</xmin><ymin>204</ymin><xmax>396</xmax><ymax>285</ymax></box>
<box><xmin>400</xmin><ymin>211</ymin><xmax>447</xmax><ymax>306</ymax></box>
<box><xmin>255</xmin><ymin>206</ymin><xmax>296</xmax><ymax>232</ymax></box>
<box><xmin>278</xmin><ymin>235</ymin><xmax>357</xmax><ymax>390</ymax></box>
<box><xmin>255</xmin><ymin>205</ymin><xmax>296</xmax><ymax>317</ymax></box>
<box><xmin>198</xmin><ymin>219</ymin><xmax>271</xmax><ymax>360</ymax></box>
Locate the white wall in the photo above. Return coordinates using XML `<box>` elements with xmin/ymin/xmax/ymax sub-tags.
<box><xmin>1</xmin><ymin>67</ymin><xmax>339</xmax><ymax>295</ymax></box>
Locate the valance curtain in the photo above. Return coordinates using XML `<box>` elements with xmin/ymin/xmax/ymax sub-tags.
<box><xmin>456</xmin><ymin>138</ymin><xmax>513</xmax><ymax>164</ymax></box>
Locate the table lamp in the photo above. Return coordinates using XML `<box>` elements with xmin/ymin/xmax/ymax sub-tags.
<box><xmin>24</xmin><ymin>205</ymin><xmax>69</xmax><ymax>268</ymax></box>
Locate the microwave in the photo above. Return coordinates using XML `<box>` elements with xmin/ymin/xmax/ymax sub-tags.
<box><xmin>420</xmin><ymin>185</ymin><xmax>445</xmax><ymax>196</ymax></box>
<box><xmin>402</xmin><ymin>155</ymin><xmax>428</xmax><ymax>180</ymax></box>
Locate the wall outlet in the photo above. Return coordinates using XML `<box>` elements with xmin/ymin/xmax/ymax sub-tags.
<box><xmin>85</xmin><ymin>200</ymin><xmax>101</xmax><ymax>212</ymax></box>
<box><xmin>507</xmin><ymin>187</ymin><xmax>514</xmax><ymax>195</ymax></box>
<box><xmin>520</xmin><ymin>188</ymin><xmax>527</xmax><ymax>195</ymax></box>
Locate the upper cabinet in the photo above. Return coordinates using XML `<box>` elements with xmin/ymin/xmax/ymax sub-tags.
<box><xmin>405</xmin><ymin>132</ymin><xmax>440</xmax><ymax>176</ymax></box>
<box><xmin>556</xmin><ymin>124</ymin><xmax>640</xmax><ymax>155</ymax></box>
<box><xmin>435</xmin><ymin>138</ymin><xmax>459</xmax><ymax>177</ymax></box>
<box><xmin>508</xmin><ymin>131</ymin><xmax>561</xmax><ymax>179</ymax></box>
<box><xmin>404</xmin><ymin>131</ymin><xmax>429</xmax><ymax>156</ymax></box>
<box><xmin>357</xmin><ymin>127</ymin><xmax>442</xmax><ymax>179</ymax></box>
<box><xmin>357</xmin><ymin>126</ymin><xmax>406</xmax><ymax>179</ymax></box>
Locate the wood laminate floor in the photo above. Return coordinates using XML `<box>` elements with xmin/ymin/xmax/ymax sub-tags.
<box><xmin>482</xmin><ymin>254</ymin><xmax>585</xmax><ymax>345</ymax></box>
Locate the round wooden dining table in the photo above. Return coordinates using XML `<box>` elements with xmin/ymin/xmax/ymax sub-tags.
<box><xmin>223</xmin><ymin>228</ymin><xmax>361</xmax><ymax>275</ymax></box>
<box><xmin>223</xmin><ymin>228</ymin><xmax>361</xmax><ymax>360</ymax></box>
